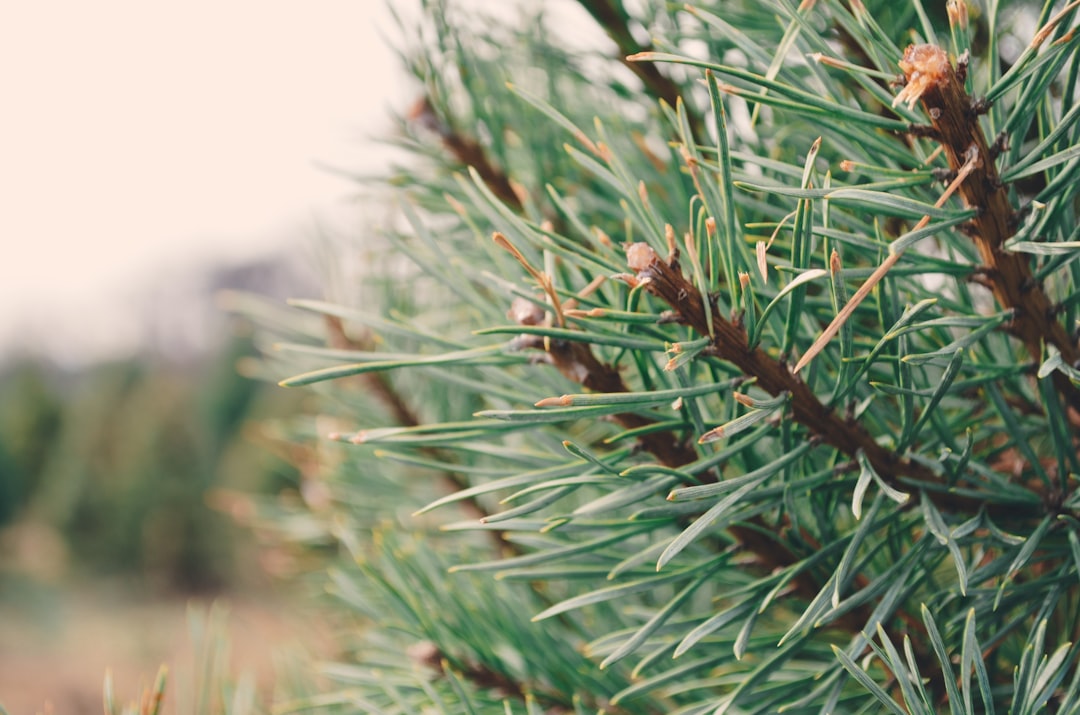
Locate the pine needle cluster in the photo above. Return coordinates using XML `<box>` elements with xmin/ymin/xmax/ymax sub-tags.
<box><xmin>235</xmin><ymin>0</ymin><xmax>1080</xmax><ymax>712</ymax></box>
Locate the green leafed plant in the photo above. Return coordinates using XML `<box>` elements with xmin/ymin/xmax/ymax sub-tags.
<box><xmin>234</xmin><ymin>0</ymin><xmax>1080</xmax><ymax>711</ymax></box>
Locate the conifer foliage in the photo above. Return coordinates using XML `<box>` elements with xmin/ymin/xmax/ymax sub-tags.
<box><xmin>242</xmin><ymin>0</ymin><xmax>1080</xmax><ymax>712</ymax></box>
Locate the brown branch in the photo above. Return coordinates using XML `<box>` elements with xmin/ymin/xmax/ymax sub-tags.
<box><xmin>552</xmin><ymin>337</ymin><xmax>697</xmax><ymax>466</ymax></box>
<box><xmin>622</xmin><ymin>241</ymin><xmax>1030</xmax><ymax>520</ymax></box>
<box><xmin>409</xmin><ymin>643</ymin><xmax>531</xmax><ymax>705</ymax></box>
<box><xmin>325</xmin><ymin>316</ymin><xmax>514</xmax><ymax>553</ymax></box>
<box><xmin>895</xmin><ymin>44</ymin><xmax>1080</xmax><ymax>413</ymax></box>
<box><xmin>506</xmin><ymin>296</ymin><xmax>698</xmax><ymax>469</ymax></box>
<box><xmin>619</xmin><ymin>240</ymin><xmax>1043</xmax><ymax>657</ymax></box>
<box><xmin>408</xmin><ymin>641</ymin><xmax>656</xmax><ymax>715</ymax></box>
<box><xmin>507</xmin><ymin>293</ymin><xmax>824</xmax><ymax>607</ymax></box>
<box><xmin>408</xmin><ymin>97</ymin><xmax>524</xmax><ymax>213</ymax></box>
<box><xmin>576</xmin><ymin>0</ymin><xmax>705</xmax><ymax>142</ymax></box>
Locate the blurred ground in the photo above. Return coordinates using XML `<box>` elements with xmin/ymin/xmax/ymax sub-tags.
<box><xmin>0</xmin><ymin>328</ymin><xmax>319</xmax><ymax>714</ymax></box>
<box><xmin>0</xmin><ymin>581</ymin><xmax>318</xmax><ymax>714</ymax></box>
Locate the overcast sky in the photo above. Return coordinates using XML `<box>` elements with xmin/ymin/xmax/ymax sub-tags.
<box><xmin>1</xmin><ymin>1</ymin><xmax>409</xmax><ymax>363</ymax></box>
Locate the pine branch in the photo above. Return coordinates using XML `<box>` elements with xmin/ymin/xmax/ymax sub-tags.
<box><xmin>621</xmin><ymin>241</ymin><xmax>1023</xmax><ymax>665</ymax></box>
<box><xmin>255</xmin><ymin>3</ymin><xmax>1080</xmax><ymax>710</ymax></box>
<box><xmin>496</xmin><ymin>237</ymin><xmax>702</xmax><ymax>473</ymax></box>
<box><xmin>895</xmin><ymin>44</ymin><xmax>1080</xmax><ymax>413</ymax></box>
<box><xmin>504</xmin><ymin>274</ymin><xmax>836</xmax><ymax>614</ymax></box>
<box><xmin>408</xmin><ymin>97</ymin><xmax>525</xmax><ymax>213</ymax></box>
<box><xmin>621</xmin><ymin>241</ymin><xmax>1034</xmax><ymax>520</ymax></box>
<box><xmin>325</xmin><ymin>316</ymin><xmax>514</xmax><ymax>552</ymax></box>
<box><xmin>575</xmin><ymin>0</ymin><xmax>705</xmax><ymax>142</ymax></box>
<box><xmin>408</xmin><ymin>642</ymin><xmax>532</xmax><ymax>708</ymax></box>
<box><xmin>506</xmin><ymin>295</ymin><xmax>702</xmax><ymax>471</ymax></box>
<box><xmin>408</xmin><ymin>640</ymin><xmax>661</xmax><ymax>715</ymax></box>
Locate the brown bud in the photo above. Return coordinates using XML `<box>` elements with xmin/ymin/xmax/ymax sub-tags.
<box><xmin>895</xmin><ymin>44</ymin><xmax>950</xmax><ymax>110</ymax></box>
<box><xmin>508</xmin><ymin>297</ymin><xmax>545</xmax><ymax>326</ymax></box>
<box><xmin>627</xmin><ymin>242</ymin><xmax>660</xmax><ymax>272</ymax></box>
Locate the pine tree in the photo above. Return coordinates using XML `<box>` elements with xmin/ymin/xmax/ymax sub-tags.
<box><xmin>237</xmin><ymin>0</ymin><xmax>1080</xmax><ymax>712</ymax></box>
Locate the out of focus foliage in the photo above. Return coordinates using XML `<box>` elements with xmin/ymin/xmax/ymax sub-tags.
<box><xmin>0</xmin><ymin>335</ymin><xmax>302</xmax><ymax>592</ymax></box>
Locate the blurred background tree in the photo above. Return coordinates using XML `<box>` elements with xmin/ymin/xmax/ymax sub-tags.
<box><xmin>0</xmin><ymin>252</ymin><xmax>317</xmax><ymax>600</ymax></box>
<box><xmin>0</xmin><ymin>331</ymin><xmax>302</xmax><ymax>592</ymax></box>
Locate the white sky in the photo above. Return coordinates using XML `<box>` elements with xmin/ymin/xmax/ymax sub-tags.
<box><xmin>0</xmin><ymin>1</ymin><xmax>410</xmax><ymax>362</ymax></box>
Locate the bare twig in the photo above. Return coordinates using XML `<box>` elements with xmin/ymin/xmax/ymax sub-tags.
<box><xmin>795</xmin><ymin>144</ymin><xmax>981</xmax><ymax>373</ymax></box>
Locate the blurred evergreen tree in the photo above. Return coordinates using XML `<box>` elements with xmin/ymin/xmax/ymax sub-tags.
<box><xmin>0</xmin><ymin>362</ymin><xmax>63</xmax><ymax>526</ymax></box>
<box><xmin>0</xmin><ymin>334</ymin><xmax>301</xmax><ymax>592</ymax></box>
